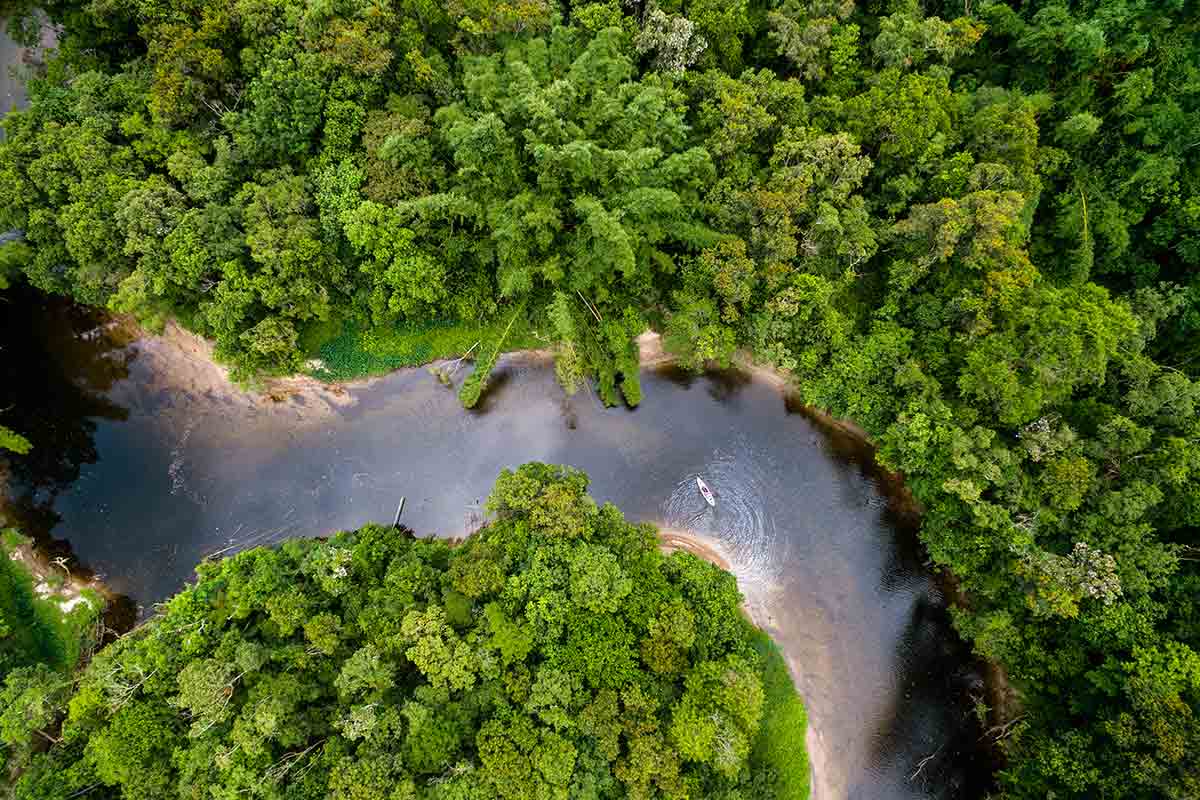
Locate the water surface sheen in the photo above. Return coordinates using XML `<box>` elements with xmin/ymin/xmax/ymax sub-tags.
<box><xmin>3</xmin><ymin>302</ymin><xmax>993</xmax><ymax>800</ymax></box>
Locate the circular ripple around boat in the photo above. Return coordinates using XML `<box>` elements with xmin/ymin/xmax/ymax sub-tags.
<box><xmin>660</xmin><ymin>440</ymin><xmax>779</xmax><ymax>587</ymax></box>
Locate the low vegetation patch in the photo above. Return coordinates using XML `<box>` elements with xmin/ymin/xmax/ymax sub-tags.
<box><xmin>751</xmin><ymin>630</ymin><xmax>810</xmax><ymax>800</ymax></box>
<box><xmin>302</xmin><ymin>313</ymin><xmax>541</xmax><ymax>383</ymax></box>
<box><xmin>0</xmin><ymin>530</ymin><xmax>101</xmax><ymax>675</ymax></box>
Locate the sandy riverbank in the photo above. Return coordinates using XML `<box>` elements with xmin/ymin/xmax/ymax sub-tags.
<box><xmin>114</xmin><ymin>319</ymin><xmax>363</xmax><ymax>423</ymax></box>
<box><xmin>131</xmin><ymin>319</ymin><xmax>884</xmax><ymax>446</ymax></box>
<box><xmin>657</xmin><ymin>526</ymin><xmax>832</xmax><ymax>800</ymax></box>
<box><xmin>658</xmin><ymin>527</ymin><xmax>733</xmax><ymax>570</ymax></box>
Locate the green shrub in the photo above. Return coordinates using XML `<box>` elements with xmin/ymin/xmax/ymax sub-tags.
<box><xmin>10</xmin><ymin>465</ymin><xmax>808</xmax><ymax>800</ymax></box>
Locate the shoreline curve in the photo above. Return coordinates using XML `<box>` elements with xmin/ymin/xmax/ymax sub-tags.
<box><xmin>657</xmin><ymin>527</ymin><xmax>828</xmax><ymax>800</ymax></box>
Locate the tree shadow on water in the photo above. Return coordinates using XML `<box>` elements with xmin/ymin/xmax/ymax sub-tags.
<box><xmin>864</xmin><ymin>594</ymin><xmax>996</xmax><ymax>800</ymax></box>
<box><xmin>1</xmin><ymin>285</ymin><xmax>138</xmax><ymax>634</ymax></box>
<box><xmin>652</xmin><ymin>363</ymin><xmax>752</xmax><ymax>405</ymax></box>
<box><xmin>2</xmin><ymin>287</ymin><xmax>133</xmax><ymax>493</ymax></box>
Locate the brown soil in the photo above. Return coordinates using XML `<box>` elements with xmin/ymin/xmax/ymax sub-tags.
<box><xmin>656</xmin><ymin>528</ymin><xmax>734</xmax><ymax>571</ymax></box>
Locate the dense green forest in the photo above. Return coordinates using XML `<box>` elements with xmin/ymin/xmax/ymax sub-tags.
<box><xmin>1</xmin><ymin>464</ymin><xmax>809</xmax><ymax>800</ymax></box>
<box><xmin>0</xmin><ymin>0</ymin><xmax>1197</xmax><ymax>797</ymax></box>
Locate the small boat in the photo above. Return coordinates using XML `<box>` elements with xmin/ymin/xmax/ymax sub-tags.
<box><xmin>696</xmin><ymin>477</ymin><xmax>716</xmax><ymax>507</ymax></box>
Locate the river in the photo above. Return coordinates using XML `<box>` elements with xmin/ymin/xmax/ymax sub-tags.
<box><xmin>0</xmin><ymin>290</ymin><xmax>996</xmax><ymax>799</ymax></box>
<box><xmin>0</xmin><ymin>16</ymin><xmax>53</xmax><ymax>118</ymax></box>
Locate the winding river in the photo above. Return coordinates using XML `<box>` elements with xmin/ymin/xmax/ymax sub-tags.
<box><xmin>2</xmin><ymin>25</ymin><xmax>994</xmax><ymax>796</ymax></box>
<box><xmin>0</xmin><ymin>291</ymin><xmax>996</xmax><ymax>799</ymax></box>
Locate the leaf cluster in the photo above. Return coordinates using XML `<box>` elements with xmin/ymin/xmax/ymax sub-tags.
<box><xmin>6</xmin><ymin>464</ymin><xmax>803</xmax><ymax>800</ymax></box>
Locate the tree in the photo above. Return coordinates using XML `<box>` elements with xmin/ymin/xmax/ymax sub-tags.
<box><xmin>768</xmin><ymin>0</ymin><xmax>856</xmax><ymax>84</ymax></box>
<box><xmin>871</xmin><ymin>11</ymin><xmax>983</xmax><ymax>71</ymax></box>
<box><xmin>669</xmin><ymin>656</ymin><xmax>763</xmax><ymax>778</ymax></box>
<box><xmin>404</xmin><ymin>27</ymin><xmax>717</xmax><ymax>404</ymax></box>
<box><xmin>233</xmin><ymin>48</ymin><xmax>327</xmax><ymax>163</ymax></box>
<box><xmin>0</xmin><ymin>239</ymin><xmax>30</xmax><ymax>290</ymax></box>
<box><xmin>3</xmin><ymin>465</ymin><xmax>805</xmax><ymax>798</ymax></box>
<box><xmin>459</xmin><ymin>305</ymin><xmax>524</xmax><ymax>408</ymax></box>
<box><xmin>634</xmin><ymin>6</ymin><xmax>707</xmax><ymax>73</ymax></box>
<box><xmin>343</xmin><ymin>201</ymin><xmax>448</xmax><ymax>325</ymax></box>
<box><xmin>641</xmin><ymin>599</ymin><xmax>695</xmax><ymax>675</ymax></box>
<box><xmin>0</xmin><ymin>426</ymin><xmax>33</xmax><ymax>454</ymax></box>
<box><xmin>0</xmin><ymin>664</ymin><xmax>67</xmax><ymax>748</ymax></box>
<box><xmin>83</xmin><ymin>700</ymin><xmax>178</xmax><ymax>798</ymax></box>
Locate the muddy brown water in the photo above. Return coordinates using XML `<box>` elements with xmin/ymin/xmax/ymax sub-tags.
<box><xmin>0</xmin><ymin>291</ymin><xmax>996</xmax><ymax>799</ymax></box>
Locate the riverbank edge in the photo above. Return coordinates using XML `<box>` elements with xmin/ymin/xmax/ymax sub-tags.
<box><xmin>0</xmin><ymin>526</ymin><xmax>105</xmax><ymax>674</ymax></box>
<box><xmin>0</xmin><ymin>461</ymin><xmax>109</xmax><ymax>624</ymax></box>
<box><xmin>138</xmin><ymin>314</ymin><xmax>1017</xmax><ymax>769</ymax></box>
<box><xmin>767</xmin><ymin>386</ymin><xmax>1021</xmax><ymax>762</ymax></box>
<box><xmin>658</xmin><ymin>528</ymin><xmax>813</xmax><ymax>800</ymax></box>
<box><xmin>19</xmin><ymin>310</ymin><xmax>1014</xmax><ymax>782</ymax></box>
<box><xmin>0</xmin><ymin>466</ymin><xmax>129</xmax><ymax>671</ymax></box>
<box><xmin>717</xmin><ymin>351</ymin><xmax>1020</xmax><ymax>762</ymax></box>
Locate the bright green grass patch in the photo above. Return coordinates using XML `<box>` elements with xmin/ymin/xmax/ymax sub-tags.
<box><xmin>751</xmin><ymin>626</ymin><xmax>811</xmax><ymax>800</ymax></box>
<box><xmin>301</xmin><ymin>313</ymin><xmax>542</xmax><ymax>382</ymax></box>
<box><xmin>0</xmin><ymin>533</ymin><xmax>103</xmax><ymax>674</ymax></box>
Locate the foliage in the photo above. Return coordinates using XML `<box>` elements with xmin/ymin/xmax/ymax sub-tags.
<box><xmin>460</xmin><ymin>304</ymin><xmax>525</xmax><ymax>408</ymax></box>
<box><xmin>3</xmin><ymin>0</ymin><xmax>1200</xmax><ymax>794</ymax></box>
<box><xmin>0</xmin><ymin>425</ymin><xmax>33</xmax><ymax>455</ymax></box>
<box><xmin>0</xmin><ymin>535</ymin><xmax>101</xmax><ymax>677</ymax></box>
<box><xmin>5</xmin><ymin>465</ymin><xmax>808</xmax><ymax>800</ymax></box>
<box><xmin>0</xmin><ymin>239</ymin><xmax>31</xmax><ymax>290</ymax></box>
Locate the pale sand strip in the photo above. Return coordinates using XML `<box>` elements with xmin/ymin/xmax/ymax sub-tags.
<box><xmin>658</xmin><ymin>527</ymin><xmax>832</xmax><ymax>800</ymax></box>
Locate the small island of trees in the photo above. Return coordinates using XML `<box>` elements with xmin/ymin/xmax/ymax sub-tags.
<box><xmin>1</xmin><ymin>463</ymin><xmax>809</xmax><ymax>800</ymax></box>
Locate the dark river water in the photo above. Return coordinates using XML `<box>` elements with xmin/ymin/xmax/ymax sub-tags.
<box><xmin>0</xmin><ymin>291</ymin><xmax>996</xmax><ymax>799</ymax></box>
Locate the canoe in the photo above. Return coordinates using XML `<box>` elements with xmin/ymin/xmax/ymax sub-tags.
<box><xmin>696</xmin><ymin>476</ymin><xmax>716</xmax><ymax>507</ymax></box>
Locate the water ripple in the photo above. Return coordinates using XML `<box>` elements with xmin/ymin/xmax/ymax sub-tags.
<box><xmin>660</xmin><ymin>438</ymin><xmax>780</xmax><ymax>589</ymax></box>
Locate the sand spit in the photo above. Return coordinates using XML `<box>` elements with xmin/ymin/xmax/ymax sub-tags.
<box><xmin>657</xmin><ymin>527</ymin><xmax>833</xmax><ymax>800</ymax></box>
